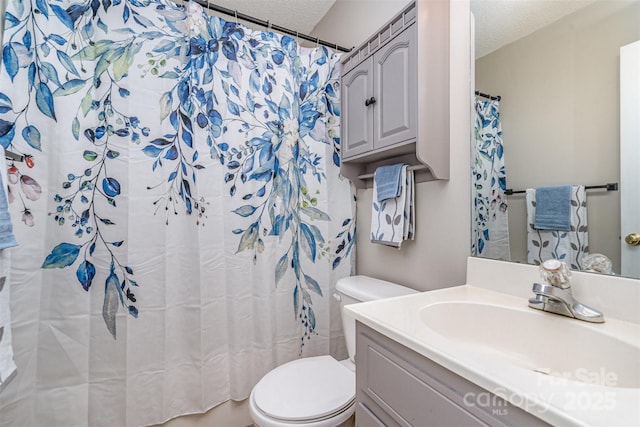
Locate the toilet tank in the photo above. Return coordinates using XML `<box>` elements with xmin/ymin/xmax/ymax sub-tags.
<box><xmin>336</xmin><ymin>275</ymin><xmax>417</xmax><ymax>363</ymax></box>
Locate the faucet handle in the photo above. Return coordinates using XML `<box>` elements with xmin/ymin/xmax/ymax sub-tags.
<box><xmin>539</xmin><ymin>259</ymin><xmax>571</xmax><ymax>288</ymax></box>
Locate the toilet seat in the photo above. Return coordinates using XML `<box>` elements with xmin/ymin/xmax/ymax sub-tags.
<box><xmin>251</xmin><ymin>355</ymin><xmax>355</xmax><ymax>424</ymax></box>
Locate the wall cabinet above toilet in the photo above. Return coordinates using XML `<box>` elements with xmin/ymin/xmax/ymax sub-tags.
<box><xmin>340</xmin><ymin>1</ymin><xmax>450</xmax><ymax>188</ymax></box>
<box><xmin>341</xmin><ymin>24</ymin><xmax>417</xmax><ymax>160</ymax></box>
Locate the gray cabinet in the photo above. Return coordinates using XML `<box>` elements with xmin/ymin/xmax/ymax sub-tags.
<box><xmin>374</xmin><ymin>25</ymin><xmax>418</xmax><ymax>151</ymax></box>
<box><xmin>355</xmin><ymin>322</ymin><xmax>549</xmax><ymax>427</ymax></box>
<box><xmin>342</xmin><ymin>57</ymin><xmax>374</xmax><ymax>159</ymax></box>
<box><xmin>340</xmin><ymin>1</ymin><xmax>450</xmax><ymax>188</ymax></box>
<box><xmin>342</xmin><ymin>25</ymin><xmax>417</xmax><ymax>160</ymax></box>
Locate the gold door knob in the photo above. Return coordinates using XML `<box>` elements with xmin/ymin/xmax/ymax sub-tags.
<box><xmin>625</xmin><ymin>233</ymin><xmax>640</xmax><ymax>246</ymax></box>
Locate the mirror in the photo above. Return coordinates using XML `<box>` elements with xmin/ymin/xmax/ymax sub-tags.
<box><xmin>472</xmin><ymin>0</ymin><xmax>640</xmax><ymax>278</ymax></box>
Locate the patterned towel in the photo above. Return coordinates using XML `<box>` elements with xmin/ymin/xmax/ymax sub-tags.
<box><xmin>404</xmin><ymin>170</ymin><xmax>415</xmax><ymax>241</ymax></box>
<box><xmin>371</xmin><ymin>166</ymin><xmax>415</xmax><ymax>248</ymax></box>
<box><xmin>526</xmin><ymin>186</ymin><xmax>589</xmax><ymax>270</ymax></box>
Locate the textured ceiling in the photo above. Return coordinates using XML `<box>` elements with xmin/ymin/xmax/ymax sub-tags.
<box><xmin>471</xmin><ymin>0</ymin><xmax>597</xmax><ymax>58</ymax></box>
<box><xmin>191</xmin><ymin>0</ymin><xmax>597</xmax><ymax>58</ymax></box>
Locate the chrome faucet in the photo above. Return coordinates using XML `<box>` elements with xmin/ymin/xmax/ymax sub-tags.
<box><xmin>528</xmin><ymin>260</ymin><xmax>604</xmax><ymax>323</ymax></box>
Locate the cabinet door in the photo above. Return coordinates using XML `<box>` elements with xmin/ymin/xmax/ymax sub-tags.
<box><xmin>341</xmin><ymin>57</ymin><xmax>374</xmax><ymax>160</ymax></box>
<box><xmin>373</xmin><ymin>25</ymin><xmax>417</xmax><ymax>150</ymax></box>
<box><xmin>356</xmin><ymin>323</ymin><xmax>551</xmax><ymax>427</ymax></box>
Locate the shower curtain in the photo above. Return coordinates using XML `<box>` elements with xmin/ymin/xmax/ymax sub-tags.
<box><xmin>0</xmin><ymin>1</ymin><xmax>355</xmax><ymax>425</ymax></box>
<box><xmin>472</xmin><ymin>97</ymin><xmax>510</xmax><ymax>260</ymax></box>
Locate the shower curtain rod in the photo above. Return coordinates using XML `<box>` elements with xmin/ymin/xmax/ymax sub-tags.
<box><xmin>190</xmin><ymin>0</ymin><xmax>352</xmax><ymax>53</ymax></box>
<box><xmin>475</xmin><ymin>90</ymin><xmax>501</xmax><ymax>101</ymax></box>
<box><xmin>505</xmin><ymin>182</ymin><xmax>618</xmax><ymax>196</ymax></box>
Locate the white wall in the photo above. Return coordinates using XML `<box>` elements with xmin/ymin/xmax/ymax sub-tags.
<box><xmin>475</xmin><ymin>0</ymin><xmax>640</xmax><ymax>272</ymax></box>
<box><xmin>313</xmin><ymin>0</ymin><xmax>472</xmax><ymax>291</ymax></box>
<box><xmin>312</xmin><ymin>0</ymin><xmax>412</xmax><ymax>48</ymax></box>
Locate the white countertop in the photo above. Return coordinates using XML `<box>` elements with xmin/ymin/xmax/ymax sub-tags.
<box><xmin>346</xmin><ymin>280</ymin><xmax>640</xmax><ymax>426</ymax></box>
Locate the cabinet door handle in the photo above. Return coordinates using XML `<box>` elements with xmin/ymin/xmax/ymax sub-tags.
<box><xmin>364</xmin><ymin>96</ymin><xmax>376</xmax><ymax>107</ymax></box>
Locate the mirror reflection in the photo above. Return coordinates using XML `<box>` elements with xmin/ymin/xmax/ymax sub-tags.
<box><xmin>472</xmin><ymin>0</ymin><xmax>640</xmax><ymax>278</ymax></box>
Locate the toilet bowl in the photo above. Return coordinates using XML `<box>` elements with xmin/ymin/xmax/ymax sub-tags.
<box><xmin>248</xmin><ymin>276</ymin><xmax>417</xmax><ymax>427</ymax></box>
<box><xmin>249</xmin><ymin>356</ymin><xmax>355</xmax><ymax>427</ymax></box>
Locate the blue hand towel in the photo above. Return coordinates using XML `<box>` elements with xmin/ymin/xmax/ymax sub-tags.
<box><xmin>534</xmin><ymin>185</ymin><xmax>572</xmax><ymax>231</ymax></box>
<box><xmin>374</xmin><ymin>163</ymin><xmax>405</xmax><ymax>202</ymax></box>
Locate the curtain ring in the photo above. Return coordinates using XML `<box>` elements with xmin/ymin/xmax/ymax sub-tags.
<box><xmin>266</xmin><ymin>20</ymin><xmax>270</xmax><ymax>30</ymax></box>
<box><xmin>316</xmin><ymin>37</ymin><xmax>320</xmax><ymax>48</ymax></box>
<box><xmin>234</xmin><ymin>9</ymin><xmax>238</xmax><ymax>23</ymax></box>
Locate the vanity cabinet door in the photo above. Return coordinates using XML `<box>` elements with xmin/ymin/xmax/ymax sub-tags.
<box><xmin>373</xmin><ymin>24</ymin><xmax>417</xmax><ymax>150</ymax></box>
<box><xmin>342</xmin><ymin>58</ymin><xmax>374</xmax><ymax>160</ymax></box>
<box><xmin>355</xmin><ymin>322</ymin><xmax>550</xmax><ymax>427</ymax></box>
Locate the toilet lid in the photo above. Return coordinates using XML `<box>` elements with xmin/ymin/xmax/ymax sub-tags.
<box><xmin>253</xmin><ymin>355</ymin><xmax>355</xmax><ymax>422</ymax></box>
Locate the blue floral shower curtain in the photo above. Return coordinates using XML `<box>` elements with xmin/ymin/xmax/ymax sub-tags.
<box><xmin>0</xmin><ymin>1</ymin><xmax>354</xmax><ymax>425</ymax></box>
<box><xmin>472</xmin><ymin>98</ymin><xmax>510</xmax><ymax>260</ymax></box>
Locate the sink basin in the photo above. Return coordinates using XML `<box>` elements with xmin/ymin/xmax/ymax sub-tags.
<box><xmin>420</xmin><ymin>301</ymin><xmax>640</xmax><ymax>388</ymax></box>
<box><xmin>346</xmin><ymin>267</ymin><xmax>640</xmax><ymax>427</ymax></box>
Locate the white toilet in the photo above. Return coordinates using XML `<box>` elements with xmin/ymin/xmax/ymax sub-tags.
<box><xmin>248</xmin><ymin>275</ymin><xmax>417</xmax><ymax>427</ymax></box>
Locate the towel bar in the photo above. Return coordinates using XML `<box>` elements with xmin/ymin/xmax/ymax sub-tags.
<box><xmin>505</xmin><ymin>183</ymin><xmax>618</xmax><ymax>195</ymax></box>
<box><xmin>357</xmin><ymin>165</ymin><xmax>428</xmax><ymax>180</ymax></box>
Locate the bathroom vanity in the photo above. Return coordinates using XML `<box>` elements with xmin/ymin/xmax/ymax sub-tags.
<box><xmin>356</xmin><ymin>323</ymin><xmax>547</xmax><ymax>426</ymax></box>
<box><xmin>347</xmin><ymin>258</ymin><xmax>640</xmax><ymax>426</ymax></box>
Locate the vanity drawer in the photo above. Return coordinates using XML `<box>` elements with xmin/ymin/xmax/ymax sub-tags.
<box><xmin>355</xmin><ymin>322</ymin><xmax>549</xmax><ymax>427</ymax></box>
